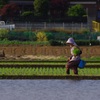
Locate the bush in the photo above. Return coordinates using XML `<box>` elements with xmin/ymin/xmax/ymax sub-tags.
<box><xmin>8</xmin><ymin>31</ymin><xmax>25</xmax><ymax>41</ymax></box>
<box><xmin>0</xmin><ymin>40</ymin><xmax>50</xmax><ymax>46</ymax></box>
<box><xmin>76</xmin><ymin>40</ymin><xmax>100</xmax><ymax>46</ymax></box>
<box><xmin>2</xmin><ymin>29</ymin><xmax>99</xmax><ymax>46</ymax></box>
<box><xmin>8</xmin><ymin>30</ymin><xmax>36</xmax><ymax>41</ymax></box>
<box><xmin>49</xmin><ymin>40</ymin><xmax>63</xmax><ymax>46</ymax></box>
<box><xmin>23</xmin><ymin>31</ymin><xmax>37</xmax><ymax>41</ymax></box>
<box><xmin>50</xmin><ymin>40</ymin><xmax>100</xmax><ymax>46</ymax></box>
<box><xmin>36</xmin><ymin>32</ymin><xmax>48</xmax><ymax>41</ymax></box>
<box><xmin>0</xmin><ymin>29</ymin><xmax>9</xmax><ymax>40</ymax></box>
<box><xmin>45</xmin><ymin>32</ymin><xmax>54</xmax><ymax>40</ymax></box>
<box><xmin>0</xmin><ymin>39</ymin><xmax>99</xmax><ymax>46</ymax></box>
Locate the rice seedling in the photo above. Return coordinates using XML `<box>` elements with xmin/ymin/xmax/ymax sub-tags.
<box><xmin>0</xmin><ymin>67</ymin><xmax>99</xmax><ymax>76</ymax></box>
<box><xmin>0</xmin><ymin>60</ymin><xmax>99</xmax><ymax>80</ymax></box>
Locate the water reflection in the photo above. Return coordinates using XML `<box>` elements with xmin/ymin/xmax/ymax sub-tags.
<box><xmin>0</xmin><ymin>80</ymin><xmax>100</xmax><ymax>100</ymax></box>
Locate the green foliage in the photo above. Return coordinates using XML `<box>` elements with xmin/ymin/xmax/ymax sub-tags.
<box><xmin>0</xmin><ymin>29</ymin><xmax>9</xmax><ymax>40</ymax></box>
<box><xmin>23</xmin><ymin>31</ymin><xmax>37</xmax><ymax>41</ymax></box>
<box><xmin>8</xmin><ymin>30</ymin><xmax>36</xmax><ymax>41</ymax></box>
<box><xmin>34</xmin><ymin>0</ymin><xmax>49</xmax><ymax>17</ymax></box>
<box><xmin>0</xmin><ymin>0</ymin><xmax>8</xmax><ymax>8</ymax></box>
<box><xmin>21</xmin><ymin>11</ymin><xmax>34</xmax><ymax>17</ymax></box>
<box><xmin>45</xmin><ymin>32</ymin><xmax>54</xmax><ymax>40</ymax></box>
<box><xmin>0</xmin><ymin>64</ymin><xmax>100</xmax><ymax>76</ymax></box>
<box><xmin>0</xmin><ymin>40</ymin><xmax>50</xmax><ymax>46</ymax></box>
<box><xmin>76</xmin><ymin>40</ymin><xmax>100</xmax><ymax>46</ymax></box>
<box><xmin>67</xmin><ymin>4</ymin><xmax>86</xmax><ymax>17</ymax></box>
<box><xmin>8</xmin><ymin>31</ymin><xmax>25</xmax><ymax>41</ymax></box>
<box><xmin>52</xmin><ymin>32</ymin><xmax>68</xmax><ymax>41</ymax></box>
<box><xmin>0</xmin><ymin>29</ymin><xmax>99</xmax><ymax>46</ymax></box>
<box><xmin>49</xmin><ymin>40</ymin><xmax>63</xmax><ymax>46</ymax></box>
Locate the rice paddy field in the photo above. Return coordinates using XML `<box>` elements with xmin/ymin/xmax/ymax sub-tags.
<box><xmin>0</xmin><ymin>60</ymin><xmax>99</xmax><ymax>79</ymax></box>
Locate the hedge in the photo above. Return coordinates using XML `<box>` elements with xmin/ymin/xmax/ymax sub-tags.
<box><xmin>50</xmin><ymin>40</ymin><xmax>100</xmax><ymax>46</ymax></box>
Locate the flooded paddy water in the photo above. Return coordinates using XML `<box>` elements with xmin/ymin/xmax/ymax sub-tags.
<box><xmin>0</xmin><ymin>80</ymin><xmax>100</xmax><ymax>100</ymax></box>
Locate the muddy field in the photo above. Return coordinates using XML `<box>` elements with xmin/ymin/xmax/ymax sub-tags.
<box><xmin>0</xmin><ymin>45</ymin><xmax>99</xmax><ymax>60</ymax></box>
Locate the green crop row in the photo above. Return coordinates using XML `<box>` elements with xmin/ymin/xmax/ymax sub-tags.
<box><xmin>0</xmin><ymin>67</ymin><xmax>100</xmax><ymax>76</ymax></box>
<box><xmin>0</xmin><ymin>62</ymin><xmax>99</xmax><ymax>65</ymax></box>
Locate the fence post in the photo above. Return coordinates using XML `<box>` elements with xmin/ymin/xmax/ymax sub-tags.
<box><xmin>44</xmin><ymin>22</ymin><xmax>47</xmax><ymax>29</ymax></box>
<box><xmin>63</xmin><ymin>22</ymin><xmax>65</xmax><ymax>29</ymax></box>
<box><xmin>26</xmin><ymin>22</ymin><xmax>27</xmax><ymax>29</ymax></box>
<box><xmin>71</xmin><ymin>22</ymin><xmax>73</xmax><ymax>37</ymax></box>
<box><xmin>81</xmin><ymin>23</ymin><xmax>83</xmax><ymax>31</ymax></box>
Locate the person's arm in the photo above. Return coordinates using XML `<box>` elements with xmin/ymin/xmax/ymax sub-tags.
<box><xmin>67</xmin><ymin>56</ymin><xmax>73</xmax><ymax>62</ymax></box>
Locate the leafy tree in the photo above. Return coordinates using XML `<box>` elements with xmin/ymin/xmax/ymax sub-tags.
<box><xmin>0</xmin><ymin>3</ymin><xmax>19</xmax><ymax>21</ymax></box>
<box><xmin>34</xmin><ymin>0</ymin><xmax>49</xmax><ymax>17</ymax></box>
<box><xmin>0</xmin><ymin>0</ymin><xmax>9</xmax><ymax>8</ymax></box>
<box><xmin>67</xmin><ymin>4</ymin><xmax>86</xmax><ymax>17</ymax></box>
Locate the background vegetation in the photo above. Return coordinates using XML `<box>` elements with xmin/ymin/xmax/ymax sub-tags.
<box><xmin>0</xmin><ymin>0</ymin><xmax>87</xmax><ymax>22</ymax></box>
<box><xmin>0</xmin><ymin>29</ymin><xmax>99</xmax><ymax>46</ymax></box>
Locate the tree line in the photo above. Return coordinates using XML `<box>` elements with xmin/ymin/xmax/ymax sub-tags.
<box><xmin>0</xmin><ymin>0</ymin><xmax>87</xmax><ymax>22</ymax></box>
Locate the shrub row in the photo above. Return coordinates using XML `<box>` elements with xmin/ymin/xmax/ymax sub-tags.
<box><xmin>0</xmin><ymin>40</ymin><xmax>99</xmax><ymax>46</ymax></box>
<box><xmin>0</xmin><ymin>29</ymin><xmax>100</xmax><ymax>41</ymax></box>
<box><xmin>0</xmin><ymin>40</ymin><xmax>50</xmax><ymax>46</ymax></box>
<box><xmin>76</xmin><ymin>40</ymin><xmax>100</xmax><ymax>46</ymax></box>
<box><xmin>50</xmin><ymin>40</ymin><xmax>100</xmax><ymax>46</ymax></box>
<box><xmin>0</xmin><ymin>29</ymin><xmax>99</xmax><ymax>46</ymax></box>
